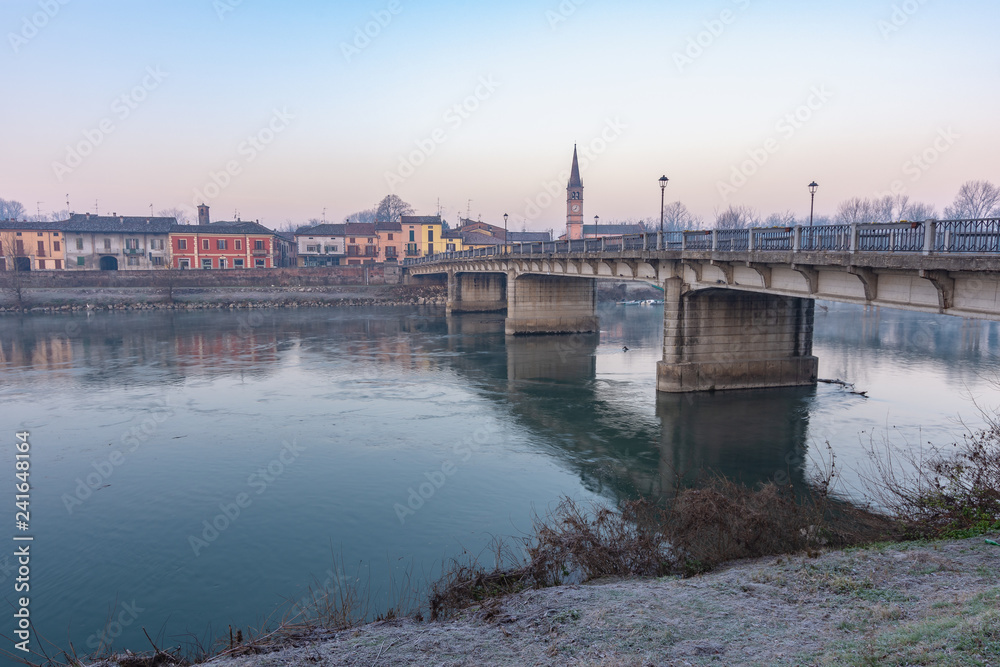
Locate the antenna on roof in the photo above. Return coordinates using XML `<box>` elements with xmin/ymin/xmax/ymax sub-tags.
<box><xmin>322</xmin><ymin>207</ymin><xmax>327</xmax><ymax>224</ymax></box>
<box><xmin>95</xmin><ymin>200</ymin><xmax>99</xmax><ymax>215</ymax></box>
<box><xmin>149</xmin><ymin>203</ymin><xmax>153</xmax><ymax>216</ymax></box>
<box><xmin>36</xmin><ymin>202</ymin><xmax>42</xmax><ymax>221</ymax></box>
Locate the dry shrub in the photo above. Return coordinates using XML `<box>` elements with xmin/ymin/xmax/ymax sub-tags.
<box><xmin>862</xmin><ymin>410</ymin><xmax>1000</xmax><ymax>538</ymax></box>
<box><xmin>526</xmin><ymin>498</ymin><xmax>671</xmax><ymax>586</ymax></box>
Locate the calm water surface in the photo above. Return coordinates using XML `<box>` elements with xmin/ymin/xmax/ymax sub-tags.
<box><xmin>0</xmin><ymin>302</ymin><xmax>997</xmax><ymax>655</ymax></box>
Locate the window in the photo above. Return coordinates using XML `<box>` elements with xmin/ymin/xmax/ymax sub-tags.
<box><xmin>409</xmin><ymin>230</ymin><xmax>415</xmax><ymax>242</ymax></box>
<box><xmin>219</xmin><ymin>258</ymin><xmax>227</xmax><ymax>269</ymax></box>
<box><xmin>306</xmin><ymin>244</ymin><xmax>319</xmax><ymax>252</ymax></box>
<box><xmin>349</xmin><ymin>237</ymin><xmax>356</xmax><ymax>243</ymax></box>
<box><xmin>447</xmin><ymin>243</ymin><xmax>456</xmax><ymax>251</ymax></box>
<box><xmin>37</xmin><ymin>232</ymin><xmax>43</xmax><ymax>236</ymax></box>
<box><xmin>15</xmin><ymin>240</ymin><xmax>24</xmax><ymax>254</ymax></box>
<box><xmin>76</xmin><ymin>237</ymin><xmax>83</xmax><ymax>250</ymax></box>
<box><xmin>235</xmin><ymin>239</ymin><xmax>241</xmax><ymax>250</ymax></box>
<box><xmin>234</xmin><ymin>258</ymin><xmax>244</xmax><ymax>268</ymax></box>
<box><xmin>77</xmin><ymin>257</ymin><xmax>85</xmax><ymax>266</ymax></box>
<box><xmin>152</xmin><ymin>256</ymin><xmax>164</xmax><ymax>266</ymax></box>
<box><xmin>37</xmin><ymin>241</ymin><xmax>45</xmax><ymax>255</ymax></box>
<box><xmin>0</xmin><ymin>258</ymin><xmax>5</xmax><ymax>270</ymax></box>
<box><xmin>254</xmin><ymin>240</ymin><xmax>264</xmax><ymax>250</ymax></box>
<box><xmin>201</xmin><ymin>258</ymin><xmax>212</xmax><ymax>269</ymax></box>
<box><xmin>428</xmin><ymin>229</ymin><xmax>434</xmax><ymax>242</ymax></box>
<box><xmin>53</xmin><ymin>241</ymin><xmax>60</xmax><ymax>252</ymax></box>
<box><xmin>54</xmin><ymin>260</ymin><xmax>62</xmax><ymax>269</ymax></box>
<box><xmin>127</xmin><ymin>256</ymin><xmax>140</xmax><ymax>266</ymax></box>
<box><xmin>103</xmin><ymin>238</ymin><xmax>111</xmax><ymax>250</ymax></box>
<box><xmin>37</xmin><ymin>259</ymin><xmax>45</xmax><ymax>269</ymax></box>
<box><xmin>125</xmin><ymin>238</ymin><xmax>139</xmax><ymax>249</ymax></box>
<box><xmin>179</xmin><ymin>258</ymin><xmax>190</xmax><ymax>269</ymax></box>
<box><xmin>387</xmin><ymin>233</ymin><xmax>394</xmax><ymax>241</ymax></box>
<box><xmin>151</xmin><ymin>239</ymin><xmax>163</xmax><ymax>250</ymax></box>
<box><xmin>324</xmin><ymin>245</ymin><xmax>336</xmax><ymax>253</ymax></box>
<box><xmin>217</xmin><ymin>239</ymin><xmax>227</xmax><ymax>250</ymax></box>
<box><xmin>202</xmin><ymin>239</ymin><xmax>210</xmax><ymax>250</ymax></box>
<box><xmin>254</xmin><ymin>259</ymin><xmax>265</xmax><ymax>268</ymax></box>
<box><xmin>53</xmin><ymin>232</ymin><xmax>59</xmax><ymax>237</ymax></box>
<box><xmin>177</xmin><ymin>239</ymin><xmax>187</xmax><ymax>250</ymax></box>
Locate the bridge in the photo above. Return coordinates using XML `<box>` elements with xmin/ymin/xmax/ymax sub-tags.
<box><xmin>404</xmin><ymin>218</ymin><xmax>1000</xmax><ymax>393</ymax></box>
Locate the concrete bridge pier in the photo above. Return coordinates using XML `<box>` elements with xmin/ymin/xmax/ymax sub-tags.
<box><xmin>657</xmin><ymin>278</ymin><xmax>818</xmax><ymax>392</ymax></box>
<box><xmin>505</xmin><ymin>273</ymin><xmax>599</xmax><ymax>335</ymax></box>
<box><xmin>446</xmin><ymin>271</ymin><xmax>507</xmax><ymax>314</ymax></box>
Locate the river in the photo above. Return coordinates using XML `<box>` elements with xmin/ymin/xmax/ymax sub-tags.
<box><xmin>0</xmin><ymin>302</ymin><xmax>997</xmax><ymax>656</ymax></box>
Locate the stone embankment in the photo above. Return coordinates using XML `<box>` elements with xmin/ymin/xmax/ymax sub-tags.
<box><xmin>0</xmin><ymin>285</ymin><xmax>446</xmax><ymax>314</ymax></box>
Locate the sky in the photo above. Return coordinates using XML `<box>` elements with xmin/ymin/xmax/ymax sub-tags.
<box><xmin>2</xmin><ymin>0</ymin><xmax>998</xmax><ymax>231</ymax></box>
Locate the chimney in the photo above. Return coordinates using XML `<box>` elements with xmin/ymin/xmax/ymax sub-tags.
<box><xmin>198</xmin><ymin>204</ymin><xmax>210</xmax><ymax>226</ymax></box>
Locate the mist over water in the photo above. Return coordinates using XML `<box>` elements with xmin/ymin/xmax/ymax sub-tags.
<box><xmin>0</xmin><ymin>302</ymin><xmax>996</xmax><ymax>654</ymax></box>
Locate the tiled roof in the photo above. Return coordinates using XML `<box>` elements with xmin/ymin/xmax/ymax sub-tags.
<box><xmin>400</xmin><ymin>215</ymin><xmax>442</xmax><ymax>224</ymax></box>
<box><xmin>461</xmin><ymin>231</ymin><xmax>501</xmax><ymax>246</ymax></box>
<box><xmin>345</xmin><ymin>223</ymin><xmax>376</xmax><ymax>236</ymax></box>
<box><xmin>0</xmin><ymin>220</ymin><xmax>61</xmax><ymax>231</ymax></box>
<box><xmin>508</xmin><ymin>231</ymin><xmax>551</xmax><ymax>242</ymax></box>
<box><xmin>59</xmin><ymin>214</ymin><xmax>176</xmax><ymax>233</ymax></box>
<box><xmin>170</xmin><ymin>221</ymin><xmax>274</xmax><ymax>235</ymax></box>
<box><xmin>294</xmin><ymin>224</ymin><xmax>346</xmax><ymax>236</ymax></box>
<box><xmin>375</xmin><ymin>221</ymin><xmax>402</xmax><ymax>232</ymax></box>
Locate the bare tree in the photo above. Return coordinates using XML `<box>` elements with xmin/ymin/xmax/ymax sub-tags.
<box><xmin>714</xmin><ymin>205</ymin><xmax>760</xmax><ymax>229</ymax></box>
<box><xmin>345</xmin><ymin>208</ymin><xmax>377</xmax><ymax>224</ymax></box>
<box><xmin>662</xmin><ymin>201</ymin><xmax>703</xmax><ymax>231</ymax></box>
<box><xmin>374</xmin><ymin>195</ymin><xmax>414</xmax><ymax>222</ymax></box>
<box><xmin>0</xmin><ymin>231</ymin><xmax>29</xmax><ymax>309</ymax></box>
<box><xmin>763</xmin><ymin>210</ymin><xmax>797</xmax><ymax>227</ymax></box>
<box><xmin>157</xmin><ymin>207</ymin><xmax>191</xmax><ymax>225</ymax></box>
<box><xmin>0</xmin><ymin>198</ymin><xmax>26</xmax><ymax>221</ymax></box>
<box><xmin>943</xmin><ymin>180</ymin><xmax>1000</xmax><ymax>219</ymax></box>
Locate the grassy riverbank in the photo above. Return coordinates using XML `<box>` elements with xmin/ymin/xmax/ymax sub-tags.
<box><xmin>191</xmin><ymin>537</ymin><xmax>999</xmax><ymax>667</ymax></box>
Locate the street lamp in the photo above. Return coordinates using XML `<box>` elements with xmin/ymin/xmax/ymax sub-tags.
<box><xmin>659</xmin><ymin>175</ymin><xmax>669</xmax><ymax>234</ymax></box>
<box><xmin>503</xmin><ymin>212</ymin><xmax>508</xmax><ymax>253</ymax></box>
<box><xmin>594</xmin><ymin>215</ymin><xmax>599</xmax><ymax>228</ymax></box>
<box><xmin>808</xmin><ymin>181</ymin><xmax>818</xmax><ymax>227</ymax></box>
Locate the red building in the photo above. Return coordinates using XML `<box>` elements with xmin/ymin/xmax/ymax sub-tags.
<box><xmin>169</xmin><ymin>220</ymin><xmax>278</xmax><ymax>269</ymax></box>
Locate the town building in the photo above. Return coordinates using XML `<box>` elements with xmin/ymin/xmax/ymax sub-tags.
<box><xmin>375</xmin><ymin>221</ymin><xmax>403</xmax><ymax>263</ymax></box>
<box><xmin>60</xmin><ymin>214</ymin><xmax>174</xmax><ymax>270</ymax></box>
<box><xmin>344</xmin><ymin>223</ymin><xmax>379</xmax><ymax>264</ymax></box>
<box><xmin>170</xmin><ymin>219</ymin><xmax>279</xmax><ymax>269</ymax></box>
<box><xmin>0</xmin><ymin>221</ymin><xmax>66</xmax><ymax>271</ymax></box>
<box><xmin>295</xmin><ymin>224</ymin><xmax>346</xmax><ymax>267</ymax></box>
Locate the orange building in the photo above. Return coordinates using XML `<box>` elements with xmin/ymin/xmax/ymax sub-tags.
<box><xmin>0</xmin><ymin>221</ymin><xmax>66</xmax><ymax>270</ymax></box>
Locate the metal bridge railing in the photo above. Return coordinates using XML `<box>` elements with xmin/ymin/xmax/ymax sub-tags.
<box><xmin>401</xmin><ymin>218</ymin><xmax>1000</xmax><ymax>266</ymax></box>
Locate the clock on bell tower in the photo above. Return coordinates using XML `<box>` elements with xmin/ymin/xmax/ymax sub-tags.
<box><xmin>566</xmin><ymin>145</ymin><xmax>584</xmax><ymax>240</ymax></box>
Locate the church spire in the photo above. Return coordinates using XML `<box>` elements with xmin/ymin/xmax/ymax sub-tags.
<box><xmin>569</xmin><ymin>144</ymin><xmax>583</xmax><ymax>188</ymax></box>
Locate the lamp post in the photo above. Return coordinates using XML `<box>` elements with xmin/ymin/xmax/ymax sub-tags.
<box><xmin>808</xmin><ymin>181</ymin><xmax>818</xmax><ymax>227</ymax></box>
<box><xmin>658</xmin><ymin>175</ymin><xmax>669</xmax><ymax>234</ymax></box>
<box><xmin>503</xmin><ymin>212</ymin><xmax>508</xmax><ymax>254</ymax></box>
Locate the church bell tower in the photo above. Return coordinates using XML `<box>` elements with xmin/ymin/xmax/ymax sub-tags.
<box><xmin>566</xmin><ymin>145</ymin><xmax>584</xmax><ymax>240</ymax></box>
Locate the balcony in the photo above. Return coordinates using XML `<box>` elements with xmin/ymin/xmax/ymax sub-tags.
<box><xmin>124</xmin><ymin>248</ymin><xmax>143</xmax><ymax>255</ymax></box>
<box><xmin>252</xmin><ymin>249</ymin><xmax>268</xmax><ymax>256</ymax></box>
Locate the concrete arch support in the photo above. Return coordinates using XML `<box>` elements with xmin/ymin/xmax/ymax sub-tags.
<box><xmin>657</xmin><ymin>283</ymin><xmax>818</xmax><ymax>392</ymax></box>
<box><xmin>447</xmin><ymin>271</ymin><xmax>507</xmax><ymax>314</ymax></box>
<box><xmin>505</xmin><ymin>273</ymin><xmax>599</xmax><ymax>335</ymax></box>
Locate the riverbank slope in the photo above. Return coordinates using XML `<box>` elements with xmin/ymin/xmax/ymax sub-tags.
<box><xmin>193</xmin><ymin>537</ymin><xmax>999</xmax><ymax>666</ymax></box>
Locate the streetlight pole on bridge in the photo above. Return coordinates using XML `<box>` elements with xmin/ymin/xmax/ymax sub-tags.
<box><xmin>503</xmin><ymin>212</ymin><xmax>508</xmax><ymax>254</ymax></box>
<box><xmin>808</xmin><ymin>181</ymin><xmax>819</xmax><ymax>227</ymax></box>
<box><xmin>659</xmin><ymin>175</ymin><xmax>669</xmax><ymax>235</ymax></box>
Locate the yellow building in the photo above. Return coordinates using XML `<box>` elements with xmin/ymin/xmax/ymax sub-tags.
<box><xmin>400</xmin><ymin>215</ymin><xmax>463</xmax><ymax>257</ymax></box>
<box><xmin>0</xmin><ymin>222</ymin><xmax>67</xmax><ymax>270</ymax></box>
